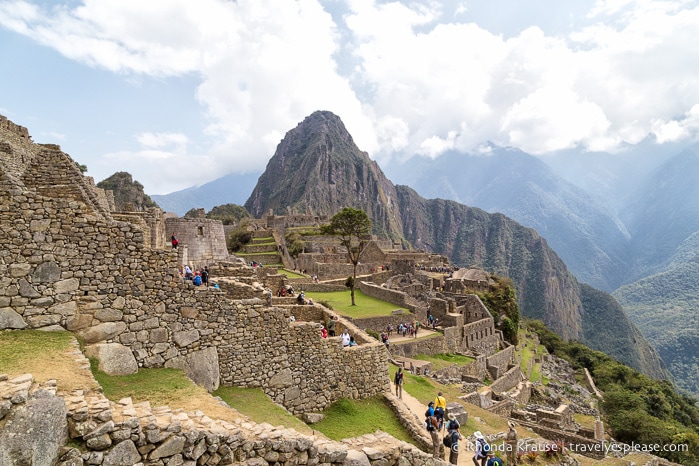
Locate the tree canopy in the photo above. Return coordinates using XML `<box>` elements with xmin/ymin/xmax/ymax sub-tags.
<box><xmin>322</xmin><ymin>207</ymin><xmax>372</xmax><ymax>305</ymax></box>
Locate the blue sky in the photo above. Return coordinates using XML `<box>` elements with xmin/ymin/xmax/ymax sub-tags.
<box><xmin>1</xmin><ymin>0</ymin><xmax>698</xmax><ymax>194</ymax></box>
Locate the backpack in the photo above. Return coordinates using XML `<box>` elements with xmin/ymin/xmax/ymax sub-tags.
<box><xmin>426</xmin><ymin>415</ymin><xmax>437</xmax><ymax>432</ymax></box>
<box><xmin>193</xmin><ymin>275</ymin><xmax>202</xmax><ymax>286</ymax></box>
<box><xmin>442</xmin><ymin>434</ymin><xmax>452</xmax><ymax>448</ymax></box>
<box><xmin>478</xmin><ymin>437</ymin><xmax>490</xmax><ymax>454</ymax></box>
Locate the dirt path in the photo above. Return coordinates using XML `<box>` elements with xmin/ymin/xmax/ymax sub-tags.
<box><xmin>390</xmin><ymin>380</ymin><xmax>476</xmax><ymax>465</ymax></box>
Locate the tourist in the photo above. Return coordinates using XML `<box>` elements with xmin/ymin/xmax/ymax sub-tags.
<box><xmin>505</xmin><ymin>421</ymin><xmax>518</xmax><ymax>465</ymax></box>
<box><xmin>184</xmin><ymin>265</ymin><xmax>193</xmax><ymax>280</ymax></box>
<box><xmin>349</xmin><ymin>336</ymin><xmax>358</xmax><ymax>346</ymax></box>
<box><xmin>320</xmin><ymin>326</ymin><xmax>328</xmax><ymax>338</ymax></box>
<box><xmin>425</xmin><ymin>401</ymin><xmax>435</xmax><ymax>417</ymax></box>
<box><xmin>447</xmin><ymin>424</ymin><xmax>462</xmax><ymax>465</ymax></box>
<box><xmin>202</xmin><ymin>266</ymin><xmax>209</xmax><ymax>287</ymax></box>
<box><xmin>341</xmin><ymin>329</ymin><xmax>351</xmax><ymax>347</ymax></box>
<box><xmin>394</xmin><ymin>367</ymin><xmax>404</xmax><ymax>399</ymax></box>
<box><xmin>326</xmin><ymin>315</ymin><xmax>336</xmax><ymax>336</ymax></box>
<box><xmin>425</xmin><ymin>408</ymin><xmax>440</xmax><ymax>457</ymax></box>
<box><xmin>297</xmin><ymin>291</ymin><xmax>306</xmax><ymax>305</ymax></box>
<box><xmin>171</xmin><ymin>232</ymin><xmax>179</xmax><ymax>249</ymax></box>
<box><xmin>486</xmin><ymin>451</ymin><xmax>504</xmax><ymax>466</ymax></box>
<box><xmin>446</xmin><ymin>412</ymin><xmax>460</xmax><ymax>433</ymax></box>
<box><xmin>472</xmin><ymin>431</ymin><xmax>490</xmax><ymax>466</ymax></box>
<box><xmin>434</xmin><ymin>391</ymin><xmax>447</xmax><ymax>429</ymax></box>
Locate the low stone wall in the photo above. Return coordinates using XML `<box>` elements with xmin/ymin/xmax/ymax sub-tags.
<box><xmin>486</xmin><ymin>345</ymin><xmax>515</xmax><ymax>379</ymax></box>
<box><xmin>388</xmin><ymin>335</ymin><xmax>447</xmax><ymax>359</ymax></box>
<box><xmin>490</xmin><ymin>366</ymin><xmax>523</xmax><ymax>394</ymax></box>
<box><xmin>0</xmin><ymin>372</ymin><xmax>444</xmax><ymax>466</ymax></box>
<box><xmin>382</xmin><ymin>393</ymin><xmax>436</xmax><ymax>455</ymax></box>
<box><xmin>486</xmin><ymin>399</ymin><xmax>514</xmax><ymax>417</ymax></box>
<box><xmin>432</xmin><ymin>354</ymin><xmax>486</xmax><ymax>381</ymax></box>
<box><xmin>358</xmin><ymin>281</ymin><xmax>411</xmax><ymax>310</ymax></box>
<box><xmin>349</xmin><ymin>312</ymin><xmax>419</xmax><ymax>334</ymax></box>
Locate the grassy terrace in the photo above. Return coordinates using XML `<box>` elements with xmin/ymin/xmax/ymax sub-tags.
<box><xmin>412</xmin><ymin>353</ymin><xmax>475</xmax><ymax>371</ymax></box>
<box><xmin>304</xmin><ymin>289</ymin><xmax>410</xmax><ymax>318</ymax></box>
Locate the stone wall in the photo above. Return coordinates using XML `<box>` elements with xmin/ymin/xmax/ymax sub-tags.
<box><xmin>0</xmin><ymin>371</ymin><xmax>445</xmax><ymax>466</ymax></box>
<box><xmin>486</xmin><ymin>345</ymin><xmax>515</xmax><ymax>379</ymax></box>
<box><xmin>358</xmin><ymin>281</ymin><xmax>410</xmax><ymax>310</ymax></box>
<box><xmin>0</xmin><ymin>125</ymin><xmax>389</xmax><ymax>416</ymax></box>
<box><xmin>165</xmin><ymin>217</ymin><xmax>230</xmax><ymax>268</ymax></box>
<box><xmin>490</xmin><ymin>366</ymin><xmax>523</xmax><ymax>394</ymax></box>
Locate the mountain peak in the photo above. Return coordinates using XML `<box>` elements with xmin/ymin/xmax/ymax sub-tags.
<box><xmin>244</xmin><ymin>111</ymin><xmax>403</xmax><ymax>239</ymax></box>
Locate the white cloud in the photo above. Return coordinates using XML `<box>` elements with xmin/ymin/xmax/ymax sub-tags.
<box><xmin>1</xmin><ymin>0</ymin><xmax>699</xmax><ymax>192</ymax></box>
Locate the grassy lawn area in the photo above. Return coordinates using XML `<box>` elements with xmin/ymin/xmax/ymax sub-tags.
<box><xmin>0</xmin><ymin>330</ymin><xmax>99</xmax><ymax>391</ymax></box>
<box><xmin>304</xmin><ymin>290</ymin><xmax>409</xmax><ymax>318</ymax></box>
<box><xmin>311</xmin><ymin>395</ymin><xmax>413</xmax><ymax>442</ymax></box>
<box><xmin>280</xmin><ymin>268</ymin><xmax>307</xmax><ymax>278</ymax></box>
<box><xmin>214</xmin><ymin>386</ymin><xmax>313</xmax><ymax>434</ymax></box>
<box><xmin>413</xmin><ymin>353</ymin><xmax>475</xmax><ymax>371</ymax></box>
<box><xmin>92</xmin><ymin>364</ymin><xmax>242</xmax><ymax>424</ymax></box>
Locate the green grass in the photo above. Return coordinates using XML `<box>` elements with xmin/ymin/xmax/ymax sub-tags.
<box><xmin>413</xmin><ymin>353</ymin><xmax>475</xmax><ymax>371</ymax></box>
<box><xmin>304</xmin><ymin>290</ymin><xmax>409</xmax><ymax>318</ymax></box>
<box><xmin>0</xmin><ymin>330</ymin><xmax>73</xmax><ymax>374</ymax></box>
<box><xmin>311</xmin><ymin>395</ymin><xmax>413</xmax><ymax>442</ymax></box>
<box><xmin>214</xmin><ymin>386</ymin><xmax>313</xmax><ymax>434</ymax></box>
<box><xmin>280</xmin><ymin>268</ymin><xmax>307</xmax><ymax>278</ymax></box>
<box><xmin>92</xmin><ymin>362</ymin><xmax>200</xmax><ymax>404</ymax></box>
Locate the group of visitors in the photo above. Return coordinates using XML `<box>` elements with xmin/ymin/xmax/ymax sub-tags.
<box><xmin>318</xmin><ymin>316</ymin><xmax>357</xmax><ymax>347</ymax></box>
<box><xmin>178</xmin><ymin>265</ymin><xmax>210</xmax><ymax>287</ymax></box>
<box><xmin>391</xmin><ymin>320</ymin><xmax>421</xmax><ymax>338</ymax></box>
<box><xmin>415</xmin><ymin>391</ymin><xmax>509</xmax><ymax>466</ymax></box>
<box><xmin>296</xmin><ymin>291</ymin><xmax>313</xmax><ymax>305</ymax></box>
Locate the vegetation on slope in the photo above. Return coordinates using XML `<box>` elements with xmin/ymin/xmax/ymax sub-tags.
<box><xmin>475</xmin><ymin>275</ymin><xmax>520</xmax><ymax>345</ymax></box>
<box><xmin>526</xmin><ymin>320</ymin><xmax>699</xmax><ymax>466</ymax></box>
<box><xmin>613</xmin><ymin>241</ymin><xmax>699</xmax><ymax>398</ymax></box>
<box><xmin>97</xmin><ymin>171</ymin><xmax>158</xmax><ymax>211</ymax></box>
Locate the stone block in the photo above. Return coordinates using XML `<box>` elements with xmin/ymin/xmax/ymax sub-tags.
<box><xmin>85</xmin><ymin>343</ymin><xmax>138</xmax><ymax>376</ymax></box>
<box><xmin>173</xmin><ymin>330</ymin><xmax>200</xmax><ymax>348</ymax></box>
<box><xmin>8</xmin><ymin>263</ymin><xmax>31</xmax><ymax>278</ymax></box>
<box><xmin>54</xmin><ymin>278</ymin><xmax>80</xmax><ymax>294</ymax></box>
<box><xmin>32</xmin><ymin>262</ymin><xmax>61</xmax><ymax>283</ymax></box>
<box><xmin>79</xmin><ymin>322</ymin><xmax>128</xmax><ymax>344</ymax></box>
<box><xmin>0</xmin><ymin>308</ymin><xmax>27</xmax><ymax>330</ymax></box>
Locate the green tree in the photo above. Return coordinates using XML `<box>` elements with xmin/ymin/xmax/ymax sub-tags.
<box><xmin>227</xmin><ymin>219</ymin><xmax>253</xmax><ymax>252</ymax></box>
<box><xmin>478</xmin><ymin>275</ymin><xmax>520</xmax><ymax>345</ymax></box>
<box><xmin>322</xmin><ymin>207</ymin><xmax>372</xmax><ymax>306</ymax></box>
<box><xmin>285</xmin><ymin>231</ymin><xmax>305</xmax><ymax>258</ymax></box>
<box><xmin>207</xmin><ymin>204</ymin><xmax>251</xmax><ymax>225</ymax></box>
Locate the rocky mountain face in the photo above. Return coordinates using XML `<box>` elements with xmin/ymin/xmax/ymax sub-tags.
<box><xmin>96</xmin><ymin>171</ymin><xmax>158</xmax><ymax>212</ymax></box>
<box><xmin>243</xmin><ymin>111</ymin><xmax>666</xmax><ymax>378</ymax></box>
<box><xmin>245</xmin><ymin>111</ymin><xmax>405</xmax><ymax>241</ymax></box>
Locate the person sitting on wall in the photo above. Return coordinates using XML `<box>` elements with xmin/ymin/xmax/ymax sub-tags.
<box><xmin>193</xmin><ymin>272</ymin><xmax>202</xmax><ymax>286</ymax></box>
<box><xmin>184</xmin><ymin>265</ymin><xmax>193</xmax><ymax>280</ymax></box>
<box><xmin>349</xmin><ymin>336</ymin><xmax>358</xmax><ymax>346</ymax></box>
<box><xmin>297</xmin><ymin>292</ymin><xmax>306</xmax><ymax>305</ymax></box>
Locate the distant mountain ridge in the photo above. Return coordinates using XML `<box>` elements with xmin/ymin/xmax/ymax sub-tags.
<box><xmin>239</xmin><ymin>110</ymin><xmax>666</xmax><ymax>379</ymax></box>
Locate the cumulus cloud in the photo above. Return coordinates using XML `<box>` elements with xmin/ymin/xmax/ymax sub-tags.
<box><xmin>1</xmin><ymin>0</ymin><xmax>698</xmax><ymax>192</ymax></box>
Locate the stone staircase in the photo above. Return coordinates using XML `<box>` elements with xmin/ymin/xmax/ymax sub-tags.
<box><xmin>237</xmin><ymin>230</ymin><xmax>282</xmax><ymax>265</ymax></box>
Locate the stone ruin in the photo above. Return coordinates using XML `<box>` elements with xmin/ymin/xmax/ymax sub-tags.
<box><xmin>0</xmin><ymin>114</ymin><xmax>453</xmax><ymax>466</ymax></box>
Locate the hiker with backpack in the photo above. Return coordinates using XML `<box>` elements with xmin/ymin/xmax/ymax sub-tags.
<box><xmin>442</xmin><ymin>420</ymin><xmax>462</xmax><ymax>465</ymax></box>
<box><xmin>394</xmin><ymin>367</ymin><xmax>404</xmax><ymax>399</ymax></box>
<box><xmin>424</xmin><ymin>406</ymin><xmax>440</xmax><ymax>457</ymax></box>
<box><xmin>434</xmin><ymin>391</ymin><xmax>447</xmax><ymax>429</ymax></box>
<box><xmin>486</xmin><ymin>450</ymin><xmax>504</xmax><ymax>466</ymax></box>
<box><xmin>472</xmin><ymin>431</ymin><xmax>490</xmax><ymax>466</ymax></box>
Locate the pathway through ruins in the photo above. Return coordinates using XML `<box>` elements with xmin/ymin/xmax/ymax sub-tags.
<box><xmin>389</xmin><ymin>378</ymin><xmax>476</xmax><ymax>466</ymax></box>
